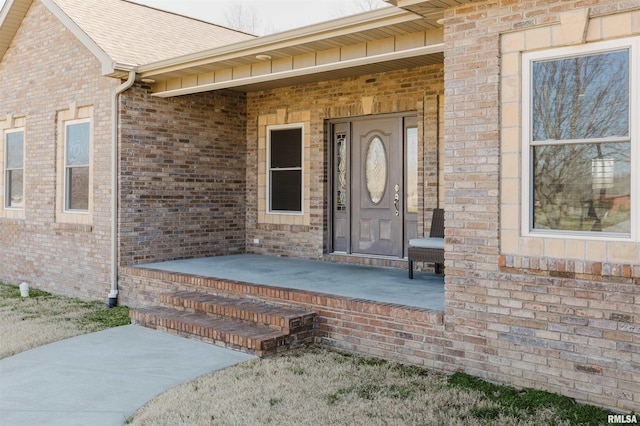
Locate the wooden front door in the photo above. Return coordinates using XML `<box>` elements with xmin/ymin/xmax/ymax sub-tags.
<box><xmin>331</xmin><ymin>115</ymin><xmax>417</xmax><ymax>258</ymax></box>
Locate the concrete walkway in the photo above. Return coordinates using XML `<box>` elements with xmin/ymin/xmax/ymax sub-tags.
<box><xmin>0</xmin><ymin>325</ymin><xmax>255</xmax><ymax>426</ymax></box>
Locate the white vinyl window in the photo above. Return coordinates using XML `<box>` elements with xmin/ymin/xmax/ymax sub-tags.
<box><xmin>64</xmin><ymin>120</ymin><xmax>91</xmax><ymax>212</ymax></box>
<box><xmin>522</xmin><ymin>37</ymin><xmax>638</xmax><ymax>239</ymax></box>
<box><xmin>4</xmin><ymin>129</ymin><xmax>24</xmax><ymax>209</ymax></box>
<box><xmin>267</xmin><ymin>124</ymin><xmax>303</xmax><ymax>213</ymax></box>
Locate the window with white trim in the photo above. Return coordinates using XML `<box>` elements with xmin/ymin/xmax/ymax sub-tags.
<box><xmin>4</xmin><ymin>129</ymin><xmax>24</xmax><ymax>209</ymax></box>
<box><xmin>64</xmin><ymin>120</ymin><xmax>91</xmax><ymax>212</ymax></box>
<box><xmin>268</xmin><ymin>124</ymin><xmax>303</xmax><ymax>213</ymax></box>
<box><xmin>523</xmin><ymin>38</ymin><xmax>637</xmax><ymax>238</ymax></box>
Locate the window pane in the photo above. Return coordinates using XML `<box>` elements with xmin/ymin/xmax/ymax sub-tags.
<box><xmin>365</xmin><ymin>137</ymin><xmax>387</xmax><ymax>204</ymax></box>
<box><xmin>270</xmin><ymin>128</ymin><xmax>302</xmax><ymax>168</ymax></box>
<box><xmin>270</xmin><ymin>170</ymin><xmax>301</xmax><ymax>211</ymax></box>
<box><xmin>532</xmin><ymin>50</ymin><xmax>629</xmax><ymax>141</ymax></box>
<box><xmin>336</xmin><ymin>133</ymin><xmax>347</xmax><ymax>211</ymax></box>
<box><xmin>6</xmin><ymin>131</ymin><xmax>24</xmax><ymax>169</ymax></box>
<box><xmin>406</xmin><ymin>127</ymin><xmax>418</xmax><ymax>213</ymax></box>
<box><xmin>66</xmin><ymin>123</ymin><xmax>90</xmax><ymax>166</ymax></box>
<box><xmin>7</xmin><ymin>169</ymin><xmax>23</xmax><ymax>208</ymax></box>
<box><xmin>67</xmin><ymin>166</ymin><xmax>89</xmax><ymax>210</ymax></box>
<box><xmin>533</xmin><ymin>142</ymin><xmax>630</xmax><ymax>233</ymax></box>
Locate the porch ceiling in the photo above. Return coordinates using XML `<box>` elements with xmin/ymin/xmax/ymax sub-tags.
<box><xmin>140</xmin><ymin>6</ymin><xmax>446</xmax><ymax>97</ymax></box>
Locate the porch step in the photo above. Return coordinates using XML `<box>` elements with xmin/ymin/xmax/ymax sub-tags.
<box><xmin>130</xmin><ymin>292</ymin><xmax>316</xmax><ymax>357</ymax></box>
<box><xmin>159</xmin><ymin>291</ymin><xmax>316</xmax><ymax>333</ymax></box>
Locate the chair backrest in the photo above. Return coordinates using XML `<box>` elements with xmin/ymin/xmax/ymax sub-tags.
<box><xmin>429</xmin><ymin>208</ymin><xmax>445</xmax><ymax>238</ymax></box>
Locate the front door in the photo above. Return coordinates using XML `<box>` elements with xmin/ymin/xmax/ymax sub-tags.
<box><xmin>352</xmin><ymin>118</ymin><xmax>402</xmax><ymax>256</ymax></box>
<box><xmin>331</xmin><ymin>115</ymin><xmax>417</xmax><ymax>258</ymax></box>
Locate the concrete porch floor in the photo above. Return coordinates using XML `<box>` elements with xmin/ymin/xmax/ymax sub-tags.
<box><xmin>137</xmin><ymin>254</ymin><xmax>444</xmax><ymax>311</ymax></box>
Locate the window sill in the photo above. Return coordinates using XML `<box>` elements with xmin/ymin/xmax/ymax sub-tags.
<box><xmin>256</xmin><ymin>223</ymin><xmax>309</xmax><ymax>233</ymax></box>
<box><xmin>523</xmin><ymin>230</ymin><xmax>635</xmax><ymax>243</ymax></box>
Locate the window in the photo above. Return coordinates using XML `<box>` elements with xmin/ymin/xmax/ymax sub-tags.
<box><xmin>64</xmin><ymin>120</ymin><xmax>90</xmax><ymax>211</ymax></box>
<box><xmin>523</xmin><ymin>38</ymin><xmax>637</xmax><ymax>238</ymax></box>
<box><xmin>4</xmin><ymin>129</ymin><xmax>24</xmax><ymax>209</ymax></box>
<box><xmin>405</xmin><ymin>126</ymin><xmax>418</xmax><ymax>213</ymax></box>
<box><xmin>268</xmin><ymin>125</ymin><xmax>303</xmax><ymax>213</ymax></box>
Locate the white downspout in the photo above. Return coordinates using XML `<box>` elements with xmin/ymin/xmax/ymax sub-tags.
<box><xmin>109</xmin><ymin>70</ymin><xmax>136</xmax><ymax>307</ymax></box>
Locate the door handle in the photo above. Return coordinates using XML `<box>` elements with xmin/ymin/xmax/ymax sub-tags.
<box><xmin>394</xmin><ymin>187</ymin><xmax>399</xmax><ymax>216</ymax></box>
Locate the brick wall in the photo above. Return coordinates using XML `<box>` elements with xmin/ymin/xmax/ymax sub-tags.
<box><xmin>119</xmin><ymin>266</ymin><xmax>448</xmax><ymax>370</ymax></box>
<box><xmin>118</xmin><ymin>85</ymin><xmax>248</xmax><ymax>265</ymax></box>
<box><xmin>443</xmin><ymin>0</ymin><xmax>639</xmax><ymax>411</ymax></box>
<box><xmin>245</xmin><ymin>64</ymin><xmax>444</xmax><ymax>260</ymax></box>
<box><xmin>0</xmin><ymin>1</ymin><xmax>118</xmax><ymax>300</ymax></box>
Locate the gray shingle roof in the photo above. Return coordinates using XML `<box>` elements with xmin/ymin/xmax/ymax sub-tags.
<box><xmin>51</xmin><ymin>0</ymin><xmax>256</xmax><ymax>66</ymax></box>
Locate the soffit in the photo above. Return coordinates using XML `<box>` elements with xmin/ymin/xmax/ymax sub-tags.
<box><xmin>0</xmin><ymin>0</ymin><xmax>33</xmax><ymax>60</ymax></box>
<box><xmin>386</xmin><ymin>0</ymin><xmax>472</xmax><ymax>17</ymax></box>
<box><xmin>141</xmin><ymin>7</ymin><xmax>446</xmax><ymax>96</ymax></box>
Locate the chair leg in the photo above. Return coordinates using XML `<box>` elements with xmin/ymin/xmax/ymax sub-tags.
<box><xmin>408</xmin><ymin>260</ymin><xmax>414</xmax><ymax>279</ymax></box>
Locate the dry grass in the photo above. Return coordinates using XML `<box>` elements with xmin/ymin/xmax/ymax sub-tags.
<box><xmin>128</xmin><ymin>347</ymin><xmax>571</xmax><ymax>426</ymax></box>
<box><xmin>0</xmin><ymin>283</ymin><xmax>129</xmax><ymax>359</ymax></box>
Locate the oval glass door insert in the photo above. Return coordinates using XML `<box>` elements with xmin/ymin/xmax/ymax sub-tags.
<box><xmin>365</xmin><ymin>137</ymin><xmax>387</xmax><ymax>204</ymax></box>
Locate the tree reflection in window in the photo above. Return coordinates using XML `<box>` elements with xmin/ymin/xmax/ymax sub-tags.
<box><xmin>530</xmin><ymin>49</ymin><xmax>631</xmax><ymax>233</ymax></box>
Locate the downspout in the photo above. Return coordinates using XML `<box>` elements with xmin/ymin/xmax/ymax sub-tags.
<box><xmin>109</xmin><ymin>70</ymin><xmax>136</xmax><ymax>308</ymax></box>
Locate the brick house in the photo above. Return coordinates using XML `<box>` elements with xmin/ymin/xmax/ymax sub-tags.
<box><xmin>1</xmin><ymin>0</ymin><xmax>638</xmax><ymax>412</ymax></box>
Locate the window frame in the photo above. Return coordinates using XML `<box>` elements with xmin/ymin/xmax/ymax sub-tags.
<box><xmin>266</xmin><ymin>123</ymin><xmax>304</xmax><ymax>215</ymax></box>
<box><xmin>4</xmin><ymin>128</ymin><xmax>25</xmax><ymax>210</ymax></box>
<box><xmin>521</xmin><ymin>37</ymin><xmax>638</xmax><ymax>241</ymax></box>
<box><xmin>63</xmin><ymin>118</ymin><xmax>92</xmax><ymax>214</ymax></box>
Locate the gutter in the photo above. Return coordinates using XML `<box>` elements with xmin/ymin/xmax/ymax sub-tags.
<box><xmin>109</xmin><ymin>69</ymin><xmax>137</xmax><ymax>308</ymax></box>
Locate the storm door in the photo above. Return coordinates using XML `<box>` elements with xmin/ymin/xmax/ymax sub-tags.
<box><xmin>331</xmin><ymin>115</ymin><xmax>417</xmax><ymax>258</ymax></box>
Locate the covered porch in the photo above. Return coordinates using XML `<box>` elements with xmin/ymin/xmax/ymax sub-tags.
<box><xmin>133</xmin><ymin>254</ymin><xmax>444</xmax><ymax>311</ymax></box>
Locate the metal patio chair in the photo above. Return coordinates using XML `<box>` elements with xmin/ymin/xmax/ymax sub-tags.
<box><xmin>408</xmin><ymin>208</ymin><xmax>444</xmax><ymax>278</ymax></box>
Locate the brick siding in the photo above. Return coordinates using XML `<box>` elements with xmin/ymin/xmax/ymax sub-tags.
<box><xmin>118</xmin><ymin>84</ymin><xmax>248</xmax><ymax>265</ymax></box>
<box><xmin>0</xmin><ymin>1</ymin><xmax>118</xmax><ymax>300</ymax></box>
<box><xmin>443</xmin><ymin>0</ymin><xmax>640</xmax><ymax>411</ymax></box>
<box><xmin>245</xmin><ymin>64</ymin><xmax>444</xmax><ymax>260</ymax></box>
<box><xmin>119</xmin><ymin>266</ymin><xmax>448</xmax><ymax>370</ymax></box>
<box><xmin>2</xmin><ymin>0</ymin><xmax>637</xmax><ymax>413</ymax></box>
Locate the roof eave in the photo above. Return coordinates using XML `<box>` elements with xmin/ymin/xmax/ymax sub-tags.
<box><xmin>138</xmin><ymin>6</ymin><xmax>432</xmax><ymax>77</ymax></box>
<box><xmin>385</xmin><ymin>0</ymin><xmax>473</xmax><ymax>17</ymax></box>
<box><xmin>0</xmin><ymin>0</ymin><xmax>33</xmax><ymax>61</ymax></box>
<box><xmin>151</xmin><ymin>43</ymin><xmax>444</xmax><ymax>97</ymax></box>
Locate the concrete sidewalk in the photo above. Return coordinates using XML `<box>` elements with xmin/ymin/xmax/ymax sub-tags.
<box><xmin>0</xmin><ymin>325</ymin><xmax>255</xmax><ymax>426</ymax></box>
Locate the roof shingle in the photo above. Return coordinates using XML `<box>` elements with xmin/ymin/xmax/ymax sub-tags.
<box><xmin>51</xmin><ymin>0</ymin><xmax>256</xmax><ymax>66</ymax></box>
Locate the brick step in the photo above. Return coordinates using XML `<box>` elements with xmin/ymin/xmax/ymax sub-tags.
<box><xmin>159</xmin><ymin>291</ymin><xmax>316</xmax><ymax>332</ymax></box>
<box><xmin>130</xmin><ymin>306</ymin><xmax>292</xmax><ymax>356</ymax></box>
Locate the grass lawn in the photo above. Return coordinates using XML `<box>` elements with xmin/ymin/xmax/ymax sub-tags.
<box><xmin>0</xmin><ymin>283</ymin><xmax>130</xmax><ymax>359</ymax></box>
<box><xmin>0</xmin><ymin>283</ymin><xmax>616</xmax><ymax>425</ymax></box>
